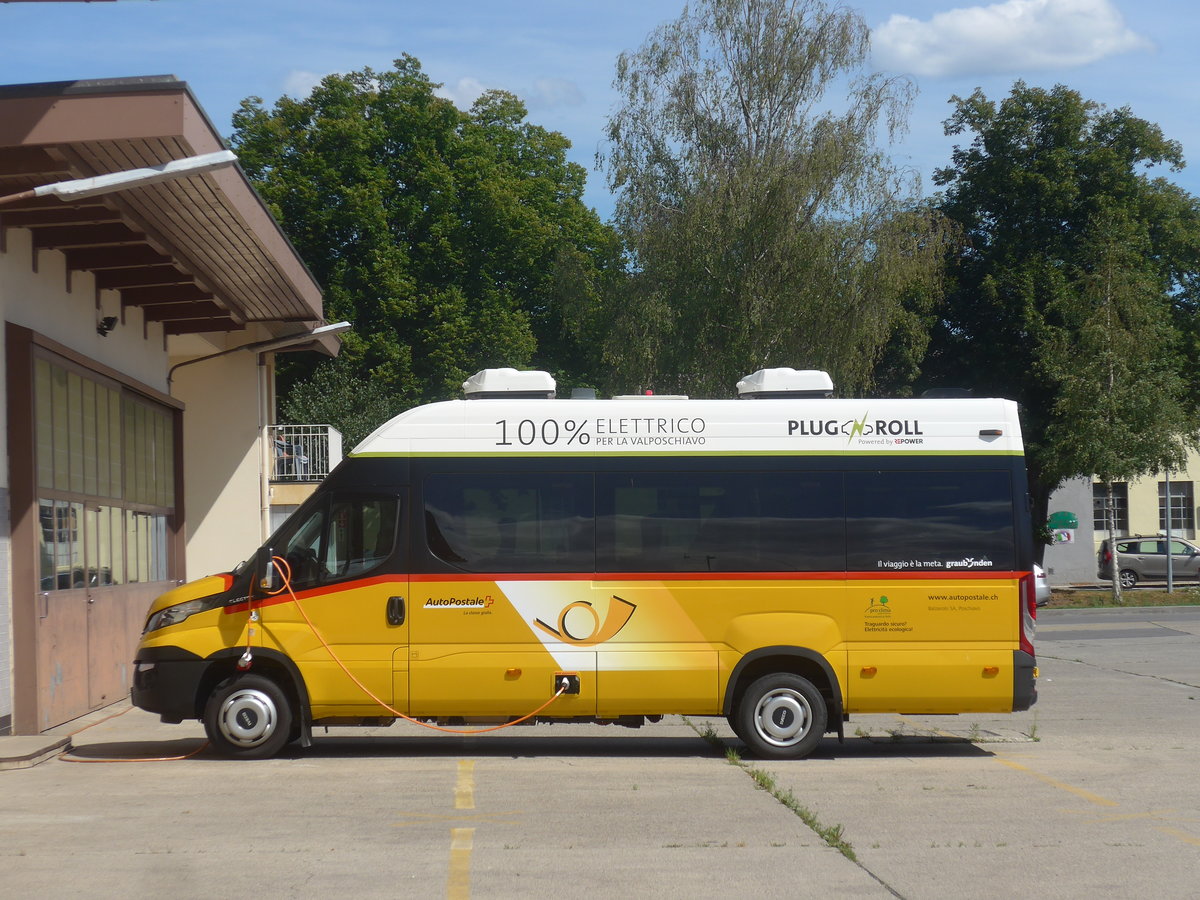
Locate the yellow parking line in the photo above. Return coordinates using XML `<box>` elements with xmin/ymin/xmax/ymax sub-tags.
<box><xmin>456</xmin><ymin>760</ymin><xmax>476</xmax><ymax>810</ymax></box>
<box><xmin>995</xmin><ymin>755</ymin><xmax>1200</xmax><ymax>849</ymax></box>
<box><xmin>994</xmin><ymin>757</ymin><xmax>1118</xmax><ymax>807</ymax></box>
<box><xmin>1156</xmin><ymin>826</ymin><xmax>1200</xmax><ymax>847</ymax></box>
<box><xmin>448</xmin><ymin>827</ymin><xmax>475</xmax><ymax>899</ymax></box>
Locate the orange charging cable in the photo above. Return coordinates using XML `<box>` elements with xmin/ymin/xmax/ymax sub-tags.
<box><xmin>268</xmin><ymin>557</ymin><xmax>566</xmax><ymax>735</ymax></box>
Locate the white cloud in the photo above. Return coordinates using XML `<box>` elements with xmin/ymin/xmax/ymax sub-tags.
<box><xmin>436</xmin><ymin>75</ymin><xmax>585</xmax><ymax>112</ymax></box>
<box><xmin>435</xmin><ymin>76</ymin><xmax>491</xmax><ymax>108</ymax></box>
<box><xmin>282</xmin><ymin>70</ymin><xmax>325</xmax><ymax>99</ymax></box>
<box><xmin>872</xmin><ymin>0</ymin><xmax>1154</xmax><ymax>78</ymax></box>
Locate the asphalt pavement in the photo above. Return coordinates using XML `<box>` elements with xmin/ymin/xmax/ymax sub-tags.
<box><xmin>2</xmin><ymin>605</ymin><xmax>1197</xmax><ymax>898</ymax></box>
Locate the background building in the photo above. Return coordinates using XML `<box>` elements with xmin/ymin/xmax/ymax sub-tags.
<box><xmin>1043</xmin><ymin>449</ymin><xmax>1200</xmax><ymax>586</ymax></box>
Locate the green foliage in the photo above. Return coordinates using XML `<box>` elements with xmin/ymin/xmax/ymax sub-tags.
<box><xmin>926</xmin><ymin>82</ymin><xmax>1200</xmax><ymax>521</ymax></box>
<box><xmin>279</xmin><ymin>356</ymin><xmax>401</xmax><ymax>450</ymax></box>
<box><xmin>600</xmin><ymin>0</ymin><xmax>950</xmax><ymax>396</ymax></box>
<box><xmin>231</xmin><ymin>56</ymin><xmax>622</xmax><ymax>421</ymax></box>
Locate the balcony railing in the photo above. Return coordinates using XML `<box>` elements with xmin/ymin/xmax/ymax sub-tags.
<box><xmin>269</xmin><ymin>424</ymin><xmax>343</xmax><ymax>482</ymax></box>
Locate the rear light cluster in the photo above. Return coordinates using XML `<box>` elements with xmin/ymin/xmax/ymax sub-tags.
<box><xmin>1019</xmin><ymin>572</ymin><xmax>1037</xmax><ymax>656</ymax></box>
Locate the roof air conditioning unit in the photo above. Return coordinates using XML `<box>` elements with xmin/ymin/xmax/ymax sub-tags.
<box><xmin>736</xmin><ymin>368</ymin><xmax>834</xmax><ymax>399</ymax></box>
<box><xmin>462</xmin><ymin>368</ymin><xmax>556</xmax><ymax>399</ymax></box>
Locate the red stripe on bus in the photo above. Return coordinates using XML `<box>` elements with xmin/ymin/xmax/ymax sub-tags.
<box><xmin>227</xmin><ymin>568</ymin><xmax>1028</xmax><ymax>614</ymax></box>
<box><xmin>411</xmin><ymin>570</ymin><xmax>1026</xmax><ymax>582</ymax></box>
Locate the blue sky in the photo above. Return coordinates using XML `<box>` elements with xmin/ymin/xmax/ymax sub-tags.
<box><xmin>0</xmin><ymin>0</ymin><xmax>1193</xmax><ymax>220</ymax></box>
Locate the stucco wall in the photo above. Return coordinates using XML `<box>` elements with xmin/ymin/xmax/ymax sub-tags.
<box><xmin>1043</xmin><ymin>477</ymin><xmax>1096</xmax><ymax>586</ymax></box>
<box><xmin>1</xmin><ymin>230</ymin><xmax>169</xmax><ymax>391</ymax></box>
<box><xmin>172</xmin><ymin>352</ymin><xmax>265</xmax><ymax>578</ymax></box>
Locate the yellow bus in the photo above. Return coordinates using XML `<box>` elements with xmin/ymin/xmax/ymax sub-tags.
<box><xmin>132</xmin><ymin>367</ymin><xmax>1038</xmax><ymax>759</ymax></box>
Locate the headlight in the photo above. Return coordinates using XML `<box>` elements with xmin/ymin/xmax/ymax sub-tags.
<box><xmin>144</xmin><ymin>598</ymin><xmax>214</xmax><ymax>633</ymax></box>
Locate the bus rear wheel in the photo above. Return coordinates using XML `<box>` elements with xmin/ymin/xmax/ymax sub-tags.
<box><xmin>735</xmin><ymin>673</ymin><xmax>826</xmax><ymax>760</ymax></box>
<box><xmin>204</xmin><ymin>673</ymin><xmax>294</xmax><ymax>759</ymax></box>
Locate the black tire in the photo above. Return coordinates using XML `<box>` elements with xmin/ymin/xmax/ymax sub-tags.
<box><xmin>203</xmin><ymin>673</ymin><xmax>294</xmax><ymax>759</ymax></box>
<box><xmin>1119</xmin><ymin>569</ymin><xmax>1138</xmax><ymax>590</ymax></box>
<box><xmin>726</xmin><ymin>713</ymin><xmax>745</xmax><ymax>743</ymax></box>
<box><xmin>734</xmin><ymin>673</ymin><xmax>827</xmax><ymax>760</ymax></box>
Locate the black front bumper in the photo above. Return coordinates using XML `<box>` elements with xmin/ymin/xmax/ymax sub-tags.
<box><xmin>130</xmin><ymin>646</ymin><xmax>208</xmax><ymax>722</ymax></box>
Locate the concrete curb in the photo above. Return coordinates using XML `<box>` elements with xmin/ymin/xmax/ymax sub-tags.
<box><xmin>0</xmin><ymin>735</ymin><xmax>71</xmax><ymax>770</ymax></box>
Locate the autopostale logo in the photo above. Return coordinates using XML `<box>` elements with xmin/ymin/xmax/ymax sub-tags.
<box><xmin>423</xmin><ymin>596</ymin><xmax>495</xmax><ymax>609</ymax></box>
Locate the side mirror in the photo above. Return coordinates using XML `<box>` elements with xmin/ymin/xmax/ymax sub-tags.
<box><xmin>255</xmin><ymin>545</ymin><xmax>280</xmax><ymax>596</ymax></box>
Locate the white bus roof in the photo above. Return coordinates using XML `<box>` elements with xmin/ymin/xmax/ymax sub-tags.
<box><xmin>352</xmin><ymin>387</ymin><xmax>1023</xmax><ymax>458</ymax></box>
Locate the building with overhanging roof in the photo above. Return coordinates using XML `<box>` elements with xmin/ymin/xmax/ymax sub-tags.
<box><xmin>0</xmin><ymin>76</ymin><xmax>340</xmax><ymax>734</ymax></box>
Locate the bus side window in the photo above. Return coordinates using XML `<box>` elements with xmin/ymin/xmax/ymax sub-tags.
<box><xmin>845</xmin><ymin>470</ymin><xmax>1015</xmax><ymax>571</ymax></box>
<box><xmin>337</xmin><ymin>498</ymin><xmax>399</xmax><ymax>579</ymax></box>
<box><xmin>422</xmin><ymin>473</ymin><xmax>593</xmax><ymax>572</ymax></box>
<box><xmin>274</xmin><ymin>495</ymin><xmax>399</xmax><ymax>588</ymax></box>
<box><xmin>596</xmin><ymin>471</ymin><xmax>844</xmax><ymax>573</ymax></box>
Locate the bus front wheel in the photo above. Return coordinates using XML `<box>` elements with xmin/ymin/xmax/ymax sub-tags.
<box><xmin>735</xmin><ymin>673</ymin><xmax>827</xmax><ymax>760</ymax></box>
<box><xmin>204</xmin><ymin>673</ymin><xmax>294</xmax><ymax>759</ymax></box>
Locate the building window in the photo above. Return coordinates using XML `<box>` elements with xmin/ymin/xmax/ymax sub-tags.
<box><xmin>1159</xmin><ymin>481</ymin><xmax>1194</xmax><ymax>532</ymax></box>
<box><xmin>1093</xmin><ymin>482</ymin><xmax>1128</xmax><ymax>533</ymax></box>
<box><xmin>34</xmin><ymin>356</ymin><xmax>176</xmax><ymax>590</ymax></box>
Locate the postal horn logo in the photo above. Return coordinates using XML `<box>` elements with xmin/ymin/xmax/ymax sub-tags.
<box><xmin>534</xmin><ymin>595</ymin><xmax>636</xmax><ymax>646</ymax></box>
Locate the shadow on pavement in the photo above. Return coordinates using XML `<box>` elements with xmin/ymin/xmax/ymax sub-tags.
<box><xmin>65</xmin><ymin>732</ymin><xmax>995</xmax><ymax>762</ymax></box>
<box><xmin>59</xmin><ymin>738</ymin><xmax>210</xmax><ymax>762</ymax></box>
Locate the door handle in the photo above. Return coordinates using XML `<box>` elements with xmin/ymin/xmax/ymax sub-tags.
<box><xmin>387</xmin><ymin>595</ymin><xmax>405</xmax><ymax>626</ymax></box>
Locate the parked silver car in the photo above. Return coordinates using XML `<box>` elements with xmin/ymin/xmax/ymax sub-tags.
<box><xmin>1097</xmin><ymin>535</ymin><xmax>1200</xmax><ymax>589</ymax></box>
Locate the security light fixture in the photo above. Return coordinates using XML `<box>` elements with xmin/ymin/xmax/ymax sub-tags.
<box><xmin>0</xmin><ymin>150</ymin><xmax>238</xmax><ymax>207</ymax></box>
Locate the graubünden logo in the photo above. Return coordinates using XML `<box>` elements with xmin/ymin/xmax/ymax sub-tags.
<box><xmin>534</xmin><ymin>595</ymin><xmax>636</xmax><ymax>646</ymax></box>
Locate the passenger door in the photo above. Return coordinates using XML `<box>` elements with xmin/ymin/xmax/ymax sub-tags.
<box><xmin>260</xmin><ymin>491</ymin><xmax>407</xmax><ymax>716</ymax></box>
<box><xmin>1166</xmin><ymin>540</ymin><xmax>1200</xmax><ymax>580</ymax></box>
<box><xmin>1117</xmin><ymin>540</ymin><xmax>1156</xmax><ymax>580</ymax></box>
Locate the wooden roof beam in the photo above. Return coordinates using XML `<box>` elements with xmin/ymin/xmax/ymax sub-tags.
<box><xmin>120</xmin><ymin>283</ymin><xmax>214</xmax><ymax>305</ymax></box>
<box><xmin>31</xmin><ymin>221</ymin><xmax>142</xmax><ymax>249</ymax></box>
<box><xmin>163</xmin><ymin>318</ymin><xmax>240</xmax><ymax>336</ymax></box>
<box><xmin>94</xmin><ymin>264</ymin><xmax>190</xmax><ymax>290</ymax></box>
<box><xmin>64</xmin><ymin>244</ymin><xmax>172</xmax><ymax>269</ymax></box>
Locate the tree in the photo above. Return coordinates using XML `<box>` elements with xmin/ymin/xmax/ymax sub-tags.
<box><xmin>230</xmin><ymin>57</ymin><xmax>622</xmax><ymax>434</ymax></box>
<box><xmin>599</xmin><ymin>0</ymin><xmax>950</xmax><ymax>396</ymax></box>
<box><xmin>281</xmin><ymin>355</ymin><xmax>398</xmax><ymax>450</ymax></box>
<box><xmin>925</xmin><ymin>83</ymin><xmax>1200</xmax><ymax>560</ymax></box>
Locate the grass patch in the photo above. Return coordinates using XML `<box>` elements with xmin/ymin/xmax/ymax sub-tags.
<box><xmin>684</xmin><ymin>717</ymin><xmax>856</xmax><ymax>862</ymax></box>
<box><xmin>1042</xmin><ymin>588</ymin><xmax>1200</xmax><ymax>609</ymax></box>
<box><xmin>753</xmin><ymin>770</ymin><xmax>856</xmax><ymax>861</ymax></box>
<box><xmin>733</xmin><ymin>755</ymin><xmax>856</xmax><ymax>861</ymax></box>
